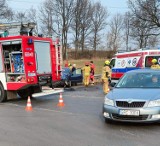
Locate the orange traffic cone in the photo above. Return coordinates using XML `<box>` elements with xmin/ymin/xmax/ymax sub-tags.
<box><xmin>57</xmin><ymin>93</ymin><xmax>65</xmax><ymax>107</ymax></box>
<box><xmin>25</xmin><ymin>96</ymin><xmax>33</xmax><ymax>111</ymax></box>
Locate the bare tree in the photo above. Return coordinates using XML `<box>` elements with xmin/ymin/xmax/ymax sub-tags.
<box><xmin>39</xmin><ymin>0</ymin><xmax>55</xmax><ymax>37</ymax></box>
<box><xmin>129</xmin><ymin>16</ymin><xmax>157</xmax><ymax>48</ymax></box>
<box><xmin>0</xmin><ymin>0</ymin><xmax>13</xmax><ymax>22</ymax></box>
<box><xmin>127</xmin><ymin>0</ymin><xmax>160</xmax><ymax>48</ymax></box>
<box><xmin>26</xmin><ymin>7</ymin><xmax>37</xmax><ymax>23</ymax></box>
<box><xmin>90</xmin><ymin>2</ymin><xmax>108</xmax><ymax>53</ymax></box>
<box><xmin>54</xmin><ymin>0</ymin><xmax>75</xmax><ymax>59</ymax></box>
<box><xmin>14</xmin><ymin>12</ymin><xmax>28</xmax><ymax>23</ymax></box>
<box><xmin>26</xmin><ymin>7</ymin><xmax>39</xmax><ymax>34</ymax></box>
<box><xmin>106</xmin><ymin>13</ymin><xmax>123</xmax><ymax>51</ymax></box>
<box><xmin>128</xmin><ymin>0</ymin><xmax>160</xmax><ymax>31</ymax></box>
<box><xmin>148</xmin><ymin>35</ymin><xmax>158</xmax><ymax>47</ymax></box>
<box><xmin>79</xmin><ymin>0</ymin><xmax>93</xmax><ymax>52</ymax></box>
<box><xmin>71</xmin><ymin>0</ymin><xmax>93</xmax><ymax>55</ymax></box>
<box><xmin>71</xmin><ymin>0</ymin><xmax>84</xmax><ymax>57</ymax></box>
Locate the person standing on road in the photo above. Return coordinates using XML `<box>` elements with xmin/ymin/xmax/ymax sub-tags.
<box><xmin>90</xmin><ymin>61</ymin><xmax>95</xmax><ymax>85</ymax></box>
<box><xmin>82</xmin><ymin>62</ymin><xmax>91</xmax><ymax>87</ymax></box>
<box><xmin>72</xmin><ymin>64</ymin><xmax>76</xmax><ymax>72</ymax></box>
<box><xmin>101</xmin><ymin>60</ymin><xmax>112</xmax><ymax>94</ymax></box>
<box><xmin>151</xmin><ymin>59</ymin><xmax>160</xmax><ymax>69</ymax></box>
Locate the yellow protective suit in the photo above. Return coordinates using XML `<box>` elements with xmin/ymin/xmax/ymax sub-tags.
<box><xmin>151</xmin><ymin>64</ymin><xmax>160</xmax><ymax>69</ymax></box>
<box><xmin>101</xmin><ymin>65</ymin><xmax>111</xmax><ymax>94</ymax></box>
<box><xmin>82</xmin><ymin>66</ymin><xmax>91</xmax><ymax>86</ymax></box>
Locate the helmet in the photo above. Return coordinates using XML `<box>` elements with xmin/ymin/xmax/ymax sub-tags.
<box><xmin>68</xmin><ymin>63</ymin><xmax>72</xmax><ymax>66</ymax></box>
<box><xmin>151</xmin><ymin>59</ymin><xmax>157</xmax><ymax>64</ymax></box>
<box><xmin>105</xmin><ymin>60</ymin><xmax>110</xmax><ymax>65</ymax></box>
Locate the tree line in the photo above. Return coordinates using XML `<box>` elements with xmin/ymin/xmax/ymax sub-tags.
<box><xmin>0</xmin><ymin>0</ymin><xmax>160</xmax><ymax>59</ymax></box>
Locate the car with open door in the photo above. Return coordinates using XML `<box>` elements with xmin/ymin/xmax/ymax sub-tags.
<box><xmin>61</xmin><ymin>67</ymin><xmax>83</xmax><ymax>87</ymax></box>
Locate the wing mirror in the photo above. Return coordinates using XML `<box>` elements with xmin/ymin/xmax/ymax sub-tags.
<box><xmin>109</xmin><ymin>82</ymin><xmax>116</xmax><ymax>87</ymax></box>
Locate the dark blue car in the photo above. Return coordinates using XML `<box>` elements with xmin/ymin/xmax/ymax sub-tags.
<box><xmin>61</xmin><ymin>67</ymin><xmax>83</xmax><ymax>87</ymax></box>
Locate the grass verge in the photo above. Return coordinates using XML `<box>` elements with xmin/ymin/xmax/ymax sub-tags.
<box><xmin>64</xmin><ymin>58</ymin><xmax>106</xmax><ymax>75</ymax></box>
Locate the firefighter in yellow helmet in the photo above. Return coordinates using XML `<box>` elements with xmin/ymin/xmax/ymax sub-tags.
<box><xmin>151</xmin><ymin>59</ymin><xmax>160</xmax><ymax>69</ymax></box>
<box><xmin>101</xmin><ymin>60</ymin><xmax>112</xmax><ymax>94</ymax></box>
<box><xmin>68</xmin><ymin>63</ymin><xmax>72</xmax><ymax>71</ymax></box>
<box><xmin>82</xmin><ymin>62</ymin><xmax>91</xmax><ymax>87</ymax></box>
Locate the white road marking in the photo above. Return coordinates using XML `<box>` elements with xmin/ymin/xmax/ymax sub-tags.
<box><xmin>4</xmin><ymin>103</ymin><xmax>74</xmax><ymax>115</ymax></box>
<box><xmin>120</xmin><ymin>128</ymin><xmax>136</xmax><ymax>136</ymax></box>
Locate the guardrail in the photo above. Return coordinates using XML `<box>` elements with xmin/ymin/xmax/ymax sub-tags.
<box><xmin>94</xmin><ymin>74</ymin><xmax>101</xmax><ymax>83</ymax></box>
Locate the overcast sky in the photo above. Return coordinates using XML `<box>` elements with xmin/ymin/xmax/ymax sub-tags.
<box><xmin>7</xmin><ymin>0</ymin><xmax>128</xmax><ymax>15</ymax></box>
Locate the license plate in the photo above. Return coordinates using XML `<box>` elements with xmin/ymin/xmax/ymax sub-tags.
<box><xmin>119</xmin><ymin>110</ymin><xmax>139</xmax><ymax>116</ymax></box>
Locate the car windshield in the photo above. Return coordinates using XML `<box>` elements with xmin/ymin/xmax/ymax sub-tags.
<box><xmin>116</xmin><ymin>72</ymin><xmax>160</xmax><ymax>88</ymax></box>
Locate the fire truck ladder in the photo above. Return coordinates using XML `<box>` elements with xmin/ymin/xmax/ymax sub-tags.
<box><xmin>55</xmin><ymin>43</ymin><xmax>62</xmax><ymax>78</ymax></box>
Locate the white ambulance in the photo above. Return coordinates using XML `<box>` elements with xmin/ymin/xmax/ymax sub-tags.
<box><xmin>110</xmin><ymin>49</ymin><xmax>160</xmax><ymax>80</ymax></box>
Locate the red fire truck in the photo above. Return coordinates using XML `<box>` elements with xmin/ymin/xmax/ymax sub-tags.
<box><xmin>0</xmin><ymin>23</ymin><xmax>63</xmax><ymax>102</ymax></box>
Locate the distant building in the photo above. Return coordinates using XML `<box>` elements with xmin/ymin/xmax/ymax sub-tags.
<box><xmin>0</xmin><ymin>22</ymin><xmax>37</xmax><ymax>37</ymax></box>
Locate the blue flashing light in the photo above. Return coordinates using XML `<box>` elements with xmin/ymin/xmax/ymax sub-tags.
<box><xmin>28</xmin><ymin>38</ymin><xmax>33</xmax><ymax>44</ymax></box>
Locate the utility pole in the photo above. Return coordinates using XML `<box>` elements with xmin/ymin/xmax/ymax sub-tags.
<box><xmin>126</xmin><ymin>12</ymin><xmax>130</xmax><ymax>52</ymax></box>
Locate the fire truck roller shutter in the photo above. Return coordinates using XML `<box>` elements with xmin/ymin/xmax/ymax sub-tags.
<box><xmin>0</xmin><ymin>82</ymin><xmax>7</xmax><ymax>102</ymax></box>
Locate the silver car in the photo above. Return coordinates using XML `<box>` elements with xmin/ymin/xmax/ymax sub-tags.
<box><xmin>103</xmin><ymin>69</ymin><xmax>160</xmax><ymax>123</ymax></box>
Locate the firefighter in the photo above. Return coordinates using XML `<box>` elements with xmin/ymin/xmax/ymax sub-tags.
<box><xmin>82</xmin><ymin>62</ymin><xmax>91</xmax><ymax>87</ymax></box>
<box><xmin>151</xmin><ymin>59</ymin><xmax>160</xmax><ymax>69</ymax></box>
<box><xmin>72</xmin><ymin>64</ymin><xmax>76</xmax><ymax>72</ymax></box>
<box><xmin>90</xmin><ymin>61</ymin><xmax>95</xmax><ymax>85</ymax></box>
<box><xmin>101</xmin><ymin>60</ymin><xmax>112</xmax><ymax>94</ymax></box>
<box><xmin>68</xmin><ymin>63</ymin><xmax>72</xmax><ymax>71</ymax></box>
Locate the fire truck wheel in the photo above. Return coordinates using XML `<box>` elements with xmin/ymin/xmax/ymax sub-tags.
<box><xmin>17</xmin><ymin>89</ymin><xmax>31</xmax><ymax>99</ymax></box>
<box><xmin>50</xmin><ymin>82</ymin><xmax>55</xmax><ymax>89</ymax></box>
<box><xmin>0</xmin><ymin>83</ymin><xmax>7</xmax><ymax>102</ymax></box>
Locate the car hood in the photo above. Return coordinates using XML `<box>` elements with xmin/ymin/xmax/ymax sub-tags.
<box><xmin>107</xmin><ymin>88</ymin><xmax>160</xmax><ymax>101</ymax></box>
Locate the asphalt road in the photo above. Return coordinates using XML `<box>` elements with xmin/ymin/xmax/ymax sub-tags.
<box><xmin>0</xmin><ymin>84</ymin><xmax>159</xmax><ymax>146</ymax></box>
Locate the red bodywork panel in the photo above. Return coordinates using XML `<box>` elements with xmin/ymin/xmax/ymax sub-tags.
<box><xmin>7</xmin><ymin>82</ymin><xmax>27</xmax><ymax>90</ymax></box>
<box><xmin>111</xmin><ymin>72</ymin><xmax>123</xmax><ymax>79</ymax></box>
